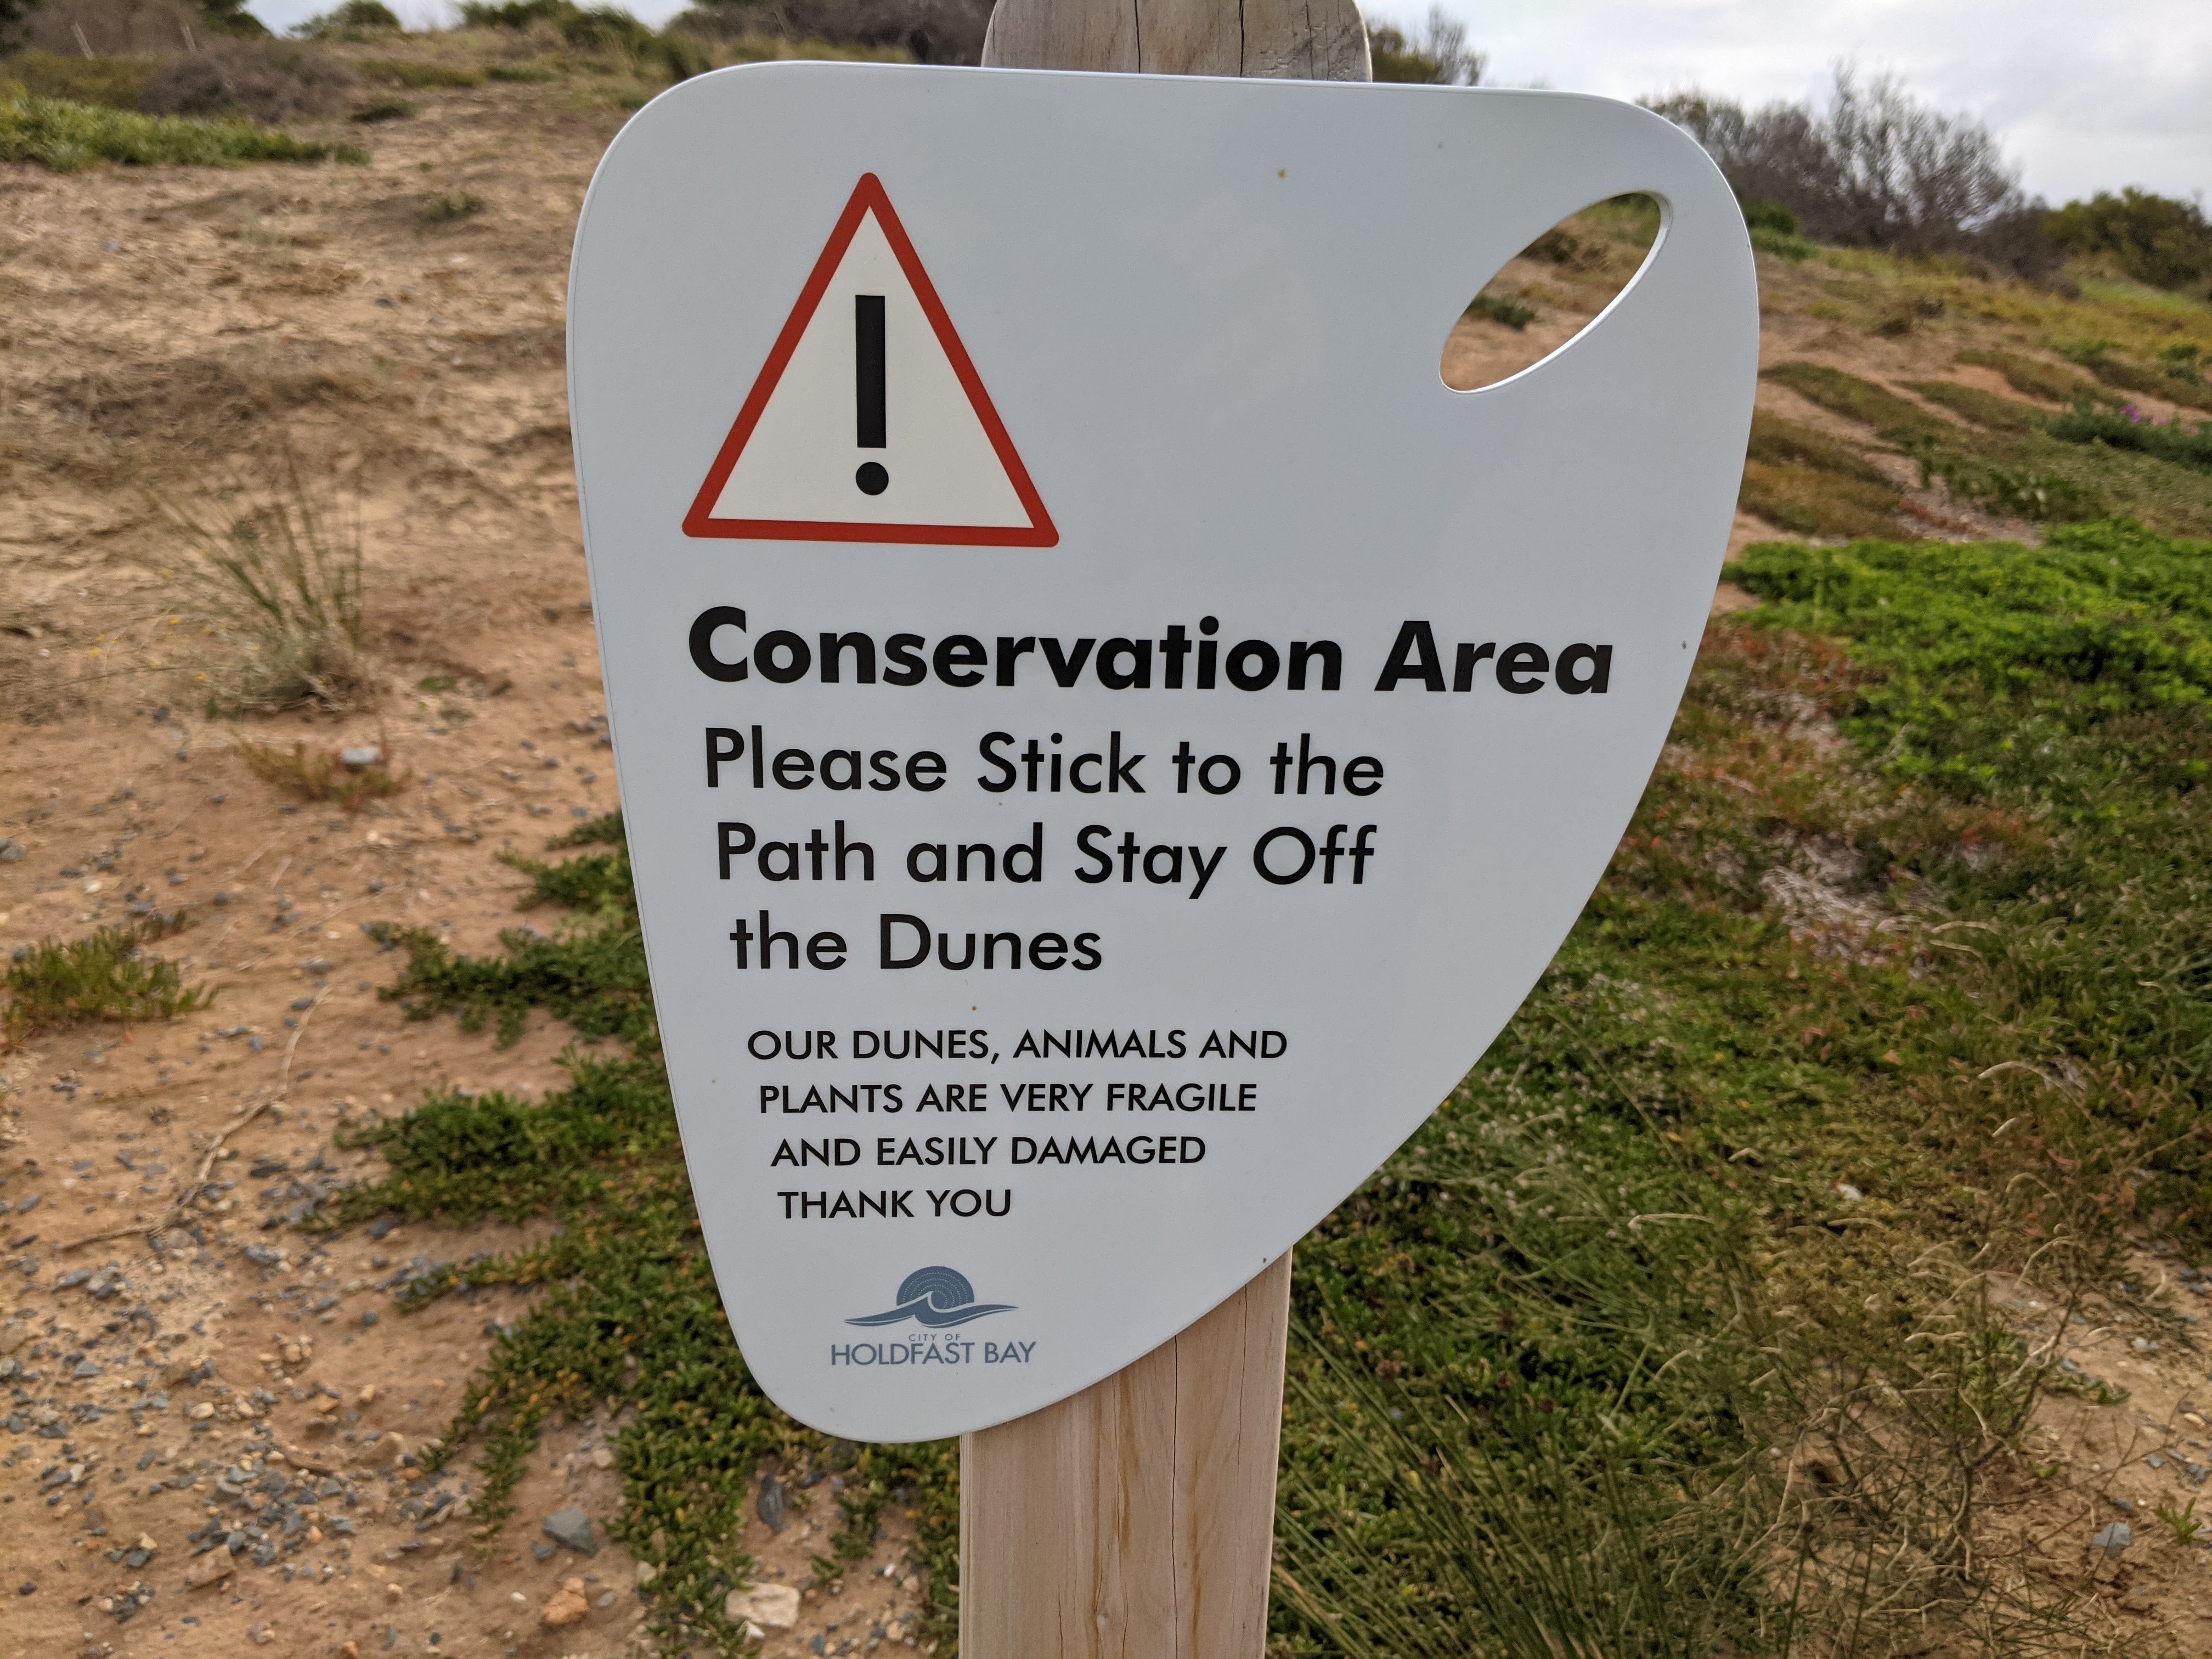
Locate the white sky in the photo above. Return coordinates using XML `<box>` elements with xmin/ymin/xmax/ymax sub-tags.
<box><xmin>1412</xmin><ymin>0</ymin><xmax>2211</xmax><ymax>206</ymax></box>
<box><xmin>247</xmin><ymin>0</ymin><xmax>2210</xmax><ymax>205</ymax></box>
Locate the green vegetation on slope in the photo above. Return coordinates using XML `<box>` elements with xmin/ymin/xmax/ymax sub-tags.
<box><xmin>0</xmin><ymin>95</ymin><xmax>364</xmax><ymax>171</ymax></box>
<box><xmin>327</xmin><ymin>515</ymin><xmax>2212</xmax><ymax>1655</ymax></box>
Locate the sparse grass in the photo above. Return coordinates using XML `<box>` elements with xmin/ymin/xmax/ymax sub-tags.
<box><xmin>0</xmin><ymin>95</ymin><xmax>366</xmax><ymax>171</ymax></box>
<box><xmin>1739</xmin><ymin>410</ymin><xmax>1906</xmax><ymax>538</ymax></box>
<box><xmin>154</xmin><ymin>458</ymin><xmax>371</xmax><ymax>712</ymax></box>
<box><xmin>422</xmin><ymin>188</ymin><xmax>482</xmax><ymax>221</ymax></box>
<box><xmin>1956</xmin><ymin>347</ymin><xmax>2112</xmax><ymax>407</ymax></box>
<box><xmin>233</xmin><ymin>735</ymin><xmax>408</xmax><ymax>810</ymax></box>
<box><xmin>482</xmin><ymin>60</ymin><xmax>556</xmax><ymax>81</ymax></box>
<box><xmin>357</xmin><ymin>58</ymin><xmax>487</xmax><ymax>87</ymax></box>
<box><xmin>1762</xmin><ymin>360</ymin><xmax>1958</xmax><ymax>445</ymax></box>
<box><xmin>1739</xmin><ymin>459</ymin><xmax>1905</xmax><ymax>539</ymax></box>
<box><xmin>0</xmin><ymin>49</ymin><xmax>155</xmax><ymax>110</ymax></box>
<box><xmin>349</xmin><ymin>95</ymin><xmax>415</xmax><ymax>122</ymax></box>
<box><xmin>3</xmin><ymin>915</ymin><xmax>210</xmax><ymax>1042</ymax></box>
<box><xmin>1906</xmin><ymin>378</ymin><xmax>2042</xmax><ymax>431</ymax></box>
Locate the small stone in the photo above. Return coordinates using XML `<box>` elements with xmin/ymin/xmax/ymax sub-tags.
<box><xmin>2094</xmin><ymin>1520</ymin><xmax>2131</xmax><ymax>1556</ymax></box>
<box><xmin>634</xmin><ymin>1561</ymin><xmax>658</xmax><ymax>1588</ymax></box>
<box><xmin>184</xmin><ymin>1552</ymin><xmax>234</xmax><ymax>1589</ymax></box>
<box><xmin>358</xmin><ymin>1384</ymin><xmax>378</xmax><ymax>1404</ymax></box>
<box><xmin>757</xmin><ymin>1474</ymin><xmax>787</xmax><ymax>1533</ymax></box>
<box><xmin>589</xmin><ymin>1444</ymin><xmax>614</xmax><ymax>1470</ymax></box>
<box><xmin>359</xmin><ymin>1310</ymin><xmax>380</xmax><ymax>1328</ymax></box>
<box><xmin>340</xmin><ymin>746</ymin><xmax>382</xmax><ymax>770</ymax></box>
<box><xmin>250</xmin><ymin>1623</ymin><xmax>275</xmax><ymax>1645</ymax></box>
<box><xmin>541</xmin><ymin>1577</ymin><xmax>590</xmax><ymax>1628</ymax></box>
<box><xmin>542</xmin><ymin>1505</ymin><xmax>597</xmax><ymax>1555</ymax></box>
<box><xmin>0</xmin><ymin>840</ymin><xmax>23</xmax><ymax>863</ymax></box>
<box><xmin>189</xmin><ymin>1402</ymin><xmax>215</xmax><ymax>1421</ymax></box>
<box><xmin>2111</xmin><ymin>1497</ymin><xmax>2135</xmax><ymax>1513</ymax></box>
<box><xmin>726</xmin><ymin>1583</ymin><xmax>802</xmax><ymax>1629</ymax></box>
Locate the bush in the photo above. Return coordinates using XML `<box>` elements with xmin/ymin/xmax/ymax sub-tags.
<box><xmin>2047</xmin><ymin>188</ymin><xmax>2212</xmax><ymax>293</ymax></box>
<box><xmin>140</xmin><ymin>37</ymin><xmax>357</xmax><ymax>122</ymax></box>
<box><xmin>1368</xmin><ymin>6</ymin><xmax>1481</xmax><ymax>84</ymax></box>
<box><xmin>1651</xmin><ymin>69</ymin><xmax>2058</xmax><ymax>276</ymax></box>
<box><xmin>669</xmin><ymin>0</ymin><xmax>985</xmax><ymax>63</ymax></box>
<box><xmin>0</xmin><ymin>92</ymin><xmax>362</xmax><ymax>166</ymax></box>
<box><xmin>295</xmin><ymin>0</ymin><xmax>402</xmax><ymax>36</ymax></box>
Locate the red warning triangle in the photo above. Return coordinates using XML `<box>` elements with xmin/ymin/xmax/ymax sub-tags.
<box><xmin>683</xmin><ymin>174</ymin><xmax>1057</xmax><ymax>547</ymax></box>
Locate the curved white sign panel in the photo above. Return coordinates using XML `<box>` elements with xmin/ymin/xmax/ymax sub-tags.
<box><xmin>568</xmin><ymin>63</ymin><xmax>1758</xmax><ymax>1442</ymax></box>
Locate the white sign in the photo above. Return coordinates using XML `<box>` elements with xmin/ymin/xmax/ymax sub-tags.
<box><xmin>569</xmin><ymin>63</ymin><xmax>1757</xmax><ymax>1442</ymax></box>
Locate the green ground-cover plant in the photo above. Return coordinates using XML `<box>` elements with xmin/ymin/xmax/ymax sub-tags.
<box><xmin>3</xmin><ymin>914</ymin><xmax>210</xmax><ymax>1041</ymax></box>
<box><xmin>2068</xmin><ymin>342</ymin><xmax>2212</xmax><ymax>414</ymax></box>
<box><xmin>2048</xmin><ymin>405</ymin><xmax>2212</xmax><ymax>472</ymax></box>
<box><xmin>333</xmin><ymin>516</ymin><xmax>2212</xmax><ymax>1655</ymax></box>
<box><xmin>0</xmin><ymin>94</ymin><xmax>364</xmax><ymax>170</ymax></box>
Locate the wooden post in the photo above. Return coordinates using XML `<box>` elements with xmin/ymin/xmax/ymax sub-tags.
<box><xmin>959</xmin><ymin>21</ymin><xmax>1365</xmax><ymax>1654</ymax></box>
<box><xmin>958</xmin><ymin>1254</ymin><xmax>1295</xmax><ymax>1658</ymax></box>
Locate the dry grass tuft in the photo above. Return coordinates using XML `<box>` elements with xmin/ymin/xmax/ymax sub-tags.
<box><xmin>233</xmin><ymin>732</ymin><xmax>408</xmax><ymax>808</ymax></box>
<box><xmin>151</xmin><ymin>455</ymin><xmax>374</xmax><ymax>712</ymax></box>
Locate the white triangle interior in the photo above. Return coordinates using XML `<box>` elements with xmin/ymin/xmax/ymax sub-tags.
<box><xmin>708</xmin><ymin>209</ymin><xmax>1033</xmax><ymax>529</ymax></box>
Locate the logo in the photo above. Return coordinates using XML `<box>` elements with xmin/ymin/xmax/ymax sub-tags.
<box><xmin>846</xmin><ymin>1266</ymin><xmax>1014</xmax><ymax>1329</ymax></box>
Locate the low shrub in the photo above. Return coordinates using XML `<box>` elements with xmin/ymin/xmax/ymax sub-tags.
<box><xmin>1368</xmin><ymin>6</ymin><xmax>1481</xmax><ymax>84</ymax></box>
<box><xmin>349</xmin><ymin>93</ymin><xmax>411</xmax><ymax>120</ymax></box>
<box><xmin>139</xmin><ymin>37</ymin><xmax>358</xmax><ymax>122</ymax></box>
<box><xmin>233</xmin><ymin>735</ymin><xmax>409</xmax><ymax>808</ymax></box>
<box><xmin>294</xmin><ymin>0</ymin><xmax>401</xmax><ymax>36</ymax></box>
<box><xmin>2047</xmin><ymin>404</ymin><xmax>2212</xmax><ymax>473</ymax></box>
<box><xmin>1463</xmin><ymin>290</ymin><xmax>1534</xmax><ymax>329</ymax></box>
<box><xmin>0</xmin><ymin>93</ymin><xmax>362</xmax><ymax>167</ymax></box>
<box><xmin>482</xmin><ymin>59</ymin><xmax>554</xmax><ymax>80</ymax></box>
<box><xmin>2047</xmin><ymin>188</ymin><xmax>2212</xmax><ymax>293</ymax></box>
<box><xmin>3</xmin><ymin>914</ymin><xmax>209</xmax><ymax>1041</ymax></box>
<box><xmin>2066</xmin><ymin>342</ymin><xmax>2212</xmax><ymax>414</ymax></box>
<box><xmin>7</xmin><ymin>0</ymin><xmax>223</xmax><ymax>55</ymax></box>
<box><xmin>1745</xmin><ymin>409</ymin><xmax>1893</xmax><ymax>482</ymax></box>
<box><xmin>423</xmin><ymin>188</ymin><xmax>481</xmax><ymax>220</ymax></box>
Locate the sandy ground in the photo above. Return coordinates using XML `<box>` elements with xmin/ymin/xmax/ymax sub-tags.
<box><xmin>1</xmin><ymin>78</ymin><xmax>926</xmax><ymax>1659</ymax></box>
<box><xmin>2</xmin><ymin>71</ymin><xmax>2207</xmax><ymax>1658</ymax></box>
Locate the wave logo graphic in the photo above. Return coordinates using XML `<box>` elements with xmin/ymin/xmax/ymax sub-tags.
<box><xmin>845</xmin><ymin>1266</ymin><xmax>1015</xmax><ymax>1329</ymax></box>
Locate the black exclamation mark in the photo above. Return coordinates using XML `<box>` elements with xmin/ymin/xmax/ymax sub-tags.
<box><xmin>854</xmin><ymin>295</ymin><xmax>888</xmax><ymax>496</ymax></box>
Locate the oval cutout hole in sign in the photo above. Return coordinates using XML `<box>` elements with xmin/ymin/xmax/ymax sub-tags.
<box><xmin>1440</xmin><ymin>194</ymin><xmax>1664</xmax><ymax>392</ymax></box>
